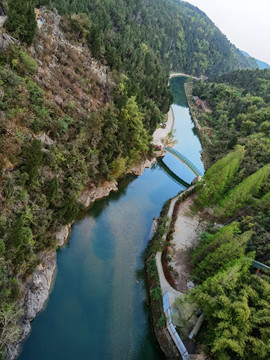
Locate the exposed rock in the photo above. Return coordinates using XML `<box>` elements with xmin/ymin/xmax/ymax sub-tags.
<box><xmin>36</xmin><ymin>133</ymin><xmax>54</xmax><ymax>146</ymax></box>
<box><xmin>25</xmin><ymin>251</ymin><xmax>56</xmax><ymax>321</ymax></box>
<box><xmin>187</xmin><ymin>281</ymin><xmax>195</xmax><ymax>290</ymax></box>
<box><xmin>128</xmin><ymin>158</ymin><xmax>156</xmax><ymax>176</ymax></box>
<box><xmin>6</xmin><ymin>251</ymin><xmax>57</xmax><ymax>360</ymax></box>
<box><xmin>55</xmin><ymin>95</ymin><xmax>63</xmax><ymax>105</ymax></box>
<box><xmin>154</xmin><ymin>149</ymin><xmax>166</xmax><ymax>157</ymax></box>
<box><xmin>78</xmin><ymin>180</ymin><xmax>118</xmax><ymax>208</ymax></box>
<box><xmin>55</xmin><ymin>224</ymin><xmax>71</xmax><ymax>247</ymax></box>
<box><xmin>0</xmin><ymin>31</ymin><xmax>19</xmax><ymax>51</ymax></box>
<box><xmin>0</xmin><ymin>16</ymin><xmax>6</xmax><ymax>27</ymax></box>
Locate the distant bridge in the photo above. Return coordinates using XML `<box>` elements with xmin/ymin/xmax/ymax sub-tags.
<box><xmin>164</xmin><ymin>147</ymin><xmax>203</xmax><ymax>177</ymax></box>
<box><xmin>157</xmin><ymin>159</ymin><xmax>190</xmax><ymax>188</ymax></box>
<box><xmin>169</xmin><ymin>72</ymin><xmax>200</xmax><ymax>81</ymax></box>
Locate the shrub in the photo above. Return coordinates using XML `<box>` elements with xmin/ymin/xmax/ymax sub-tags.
<box><xmin>19</xmin><ymin>51</ymin><xmax>37</xmax><ymax>74</ymax></box>
<box><xmin>150</xmin><ymin>286</ymin><xmax>162</xmax><ymax>301</ymax></box>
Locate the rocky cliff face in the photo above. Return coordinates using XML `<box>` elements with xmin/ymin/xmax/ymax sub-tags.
<box><xmin>6</xmin><ymin>250</ymin><xmax>57</xmax><ymax>360</ymax></box>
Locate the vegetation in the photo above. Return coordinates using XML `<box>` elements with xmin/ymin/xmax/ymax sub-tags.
<box><xmin>0</xmin><ymin>8</ymin><xmax>169</xmax><ymax>354</ymax></box>
<box><xmin>49</xmin><ymin>0</ymin><xmax>257</xmax><ymax>78</ymax></box>
<box><xmin>0</xmin><ymin>0</ymin><xmax>266</xmax><ymax>357</ymax></box>
<box><xmin>192</xmin><ymin>69</ymin><xmax>270</xmax><ymax>167</ymax></box>
<box><xmin>6</xmin><ymin>0</ymin><xmax>37</xmax><ymax>44</ymax></box>
<box><xmin>181</xmin><ymin>68</ymin><xmax>270</xmax><ymax>359</ymax></box>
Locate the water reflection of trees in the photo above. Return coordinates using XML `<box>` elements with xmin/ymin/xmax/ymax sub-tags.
<box><xmin>170</xmin><ymin>77</ymin><xmax>188</xmax><ymax>107</ymax></box>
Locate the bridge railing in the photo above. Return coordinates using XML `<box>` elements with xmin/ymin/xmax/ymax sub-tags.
<box><xmin>164</xmin><ymin>147</ymin><xmax>203</xmax><ymax>177</ymax></box>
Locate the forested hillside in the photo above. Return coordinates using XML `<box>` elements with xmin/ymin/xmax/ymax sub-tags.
<box><xmin>183</xmin><ymin>69</ymin><xmax>270</xmax><ymax>360</ymax></box>
<box><xmin>38</xmin><ymin>0</ymin><xmax>257</xmax><ymax>77</ymax></box>
<box><xmin>192</xmin><ymin>68</ymin><xmax>270</xmax><ymax>166</ymax></box>
<box><xmin>0</xmin><ymin>6</ymin><xmax>172</xmax><ymax>356</ymax></box>
<box><xmin>192</xmin><ymin>68</ymin><xmax>270</xmax><ymax>261</ymax></box>
<box><xmin>241</xmin><ymin>51</ymin><xmax>270</xmax><ymax>69</ymax></box>
<box><xmin>0</xmin><ymin>0</ymin><xmax>263</xmax><ymax>358</ymax></box>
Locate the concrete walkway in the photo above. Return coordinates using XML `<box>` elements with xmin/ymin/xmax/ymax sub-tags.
<box><xmin>155</xmin><ymin>186</ymin><xmax>197</xmax><ymax>297</ymax></box>
<box><xmin>156</xmin><ymin>251</ymin><xmax>182</xmax><ymax>297</ymax></box>
<box><xmin>155</xmin><ymin>194</ymin><xmax>182</xmax><ymax>297</ymax></box>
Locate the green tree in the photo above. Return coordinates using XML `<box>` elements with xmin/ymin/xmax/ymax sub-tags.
<box><xmin>118</xmin><ymin>96</ymin><xmax>150</xmax><ymax>163</ymax></box>
<box><xmin>47</xmin><ymin>177</ymin><xmax>59</xmax><ymax>202</ymax></box>
<box><xmin>70</xmin><ymin>13</ymin><xmax>91</xmax><ymax>43</ymax></box>
<box><xmin>6</xmin><ymin>0</ymin><xmax>37</xmax><ymax>44</ymax></box>
<box><xmin>22</xmin><ymin>139</ymin><xmax>43</xmax><ymax>184</ymax></box>
<box><xmin>197</xmin><ymin>146</ymin><xmax>245</xmax><ymax>208</ymax></box>
<box><xmin>0</xmin><ymin>304</ymin><xmax>22</xmax><ymax>357</ymax></box>
<box><xmin>216</xmin><ymin>164</ymin><xmax>270</xmax><ymax>220</ymax></box>
<box><xmin>192</xmin><ymin>230</ymin><xmax>252</xmax><ymax>283</ymax></box>
<box><xmin>191</xmin><ymin>223</ymin><xmax>240</xmax><ymax>268</ymax></box>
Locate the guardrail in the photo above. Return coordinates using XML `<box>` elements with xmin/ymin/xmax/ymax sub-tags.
<box><xmin>163</xmin><ymin>292</ymin><xmax>190</xmax><ymax>359</ymax></box>
<box><xmin>164</xmin><ymin>147</ymin><xmax>203</xmax><ymax>177</ymax></box>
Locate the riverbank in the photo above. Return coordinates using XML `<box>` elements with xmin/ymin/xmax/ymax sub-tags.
<box><xmin>145</xmin><ymin>185</ymin><xmax>206</xmax><ymax>359</ymax></box>
<box><xmin>10</xmin><ymin>125</ymin><xmax>170</xmax><ymax>359</ymax></box>
<box><xmin>152</xmin><ymin>106</ymin><xmax>175</xmax><ymax>148</ymax></box>
<box><xmin>146</xmin><ymin>77</ymin><xmax>207</xmax><ymax>359</ymax></box>
<box><xmin>184</xmin><ymin>81</ymin><xmax>212</xmax><ymax>169</ymax></box>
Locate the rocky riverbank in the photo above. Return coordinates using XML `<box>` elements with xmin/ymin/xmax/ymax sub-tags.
<box><xmin>6</xmin><ymin>153</ymin><xmax>162</xmax><ymax>360</ymax></box>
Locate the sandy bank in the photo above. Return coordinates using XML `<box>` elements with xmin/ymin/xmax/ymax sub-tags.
<box><xmin>152</xmin><ymin>106</ymin><xmax>175</xmax><ymax>147</ymax></box>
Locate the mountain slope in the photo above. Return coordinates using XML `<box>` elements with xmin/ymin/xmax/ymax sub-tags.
<box><xmin>184</xmin><ymin>70</ymin><xmax>270</xmax><ymax>359</ymax></box>
<box><xmin>44</xmin><ymin>0</ymin><xmax>257</xmax><ymax>77</ymax></box>
<box><xmin>241</xmin><ymin>50</ymin><xmax>270</xmax><ymax>69</ymax></box>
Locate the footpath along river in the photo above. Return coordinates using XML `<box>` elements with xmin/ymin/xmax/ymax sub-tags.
<box><xmin>18</xmin><ymin>77</ymin><xmax>204</xmax><ymax>360</ymax></box>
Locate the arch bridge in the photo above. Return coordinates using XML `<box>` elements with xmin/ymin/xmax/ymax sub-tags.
<box><xmin>164</xmin><ymin>147</ymin><xmax>203</xmax><ymax>177</ymax></box>
<box><xmin>157</xmin><ymin>159</ymin><xmax>190</xmax><ymax>188</ymax></box>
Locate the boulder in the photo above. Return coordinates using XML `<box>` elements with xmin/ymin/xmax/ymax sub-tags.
<box><xmin>36</xmin><ymin>133</ymin><xmax>54</xmax><ymax>146</ymax></box>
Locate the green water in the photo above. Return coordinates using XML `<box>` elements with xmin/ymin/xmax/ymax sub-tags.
<box><xmin>18</xmin><ymin>77</ymin><xmax>204</xmax><ymax>360</ymax></box>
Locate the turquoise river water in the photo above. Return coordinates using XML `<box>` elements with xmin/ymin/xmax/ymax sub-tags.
<box><xmin>19</xmin><ymin>77</ymin><xmax>204</xmax><ymax>360</ymax></box>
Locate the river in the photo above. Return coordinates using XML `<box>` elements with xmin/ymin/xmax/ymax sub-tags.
<box><xmin>18</xmin><ymin>77</ymin><xmax>204</xmax><ymax>360</ymax></box>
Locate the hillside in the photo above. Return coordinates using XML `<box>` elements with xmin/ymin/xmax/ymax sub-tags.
<box><xmin>44</xmin><ymin>0</ymin><xmax>257</xmax><ymax>77</ymax></box>
<box><xmin>0</xmin><ymin>7</ymin><xmax>171</xmax><ymax>357</ymax></box>
<box><xmin>177</xmin><ymin>69</ymin><xmax>270</xmax><ymax>359</ymax></box>
<box><xmin>0</xmin><ymin>0</ymin><xmax>265</xmax><ymax>358</ymax></box>
<box><xmin>241</xmin><ymin>50</ymin><xmax>270</xmax><ymax>69</ymax></box>
<box><xmin>149</xmin><ymin>69</ymin><xmax>270</xmax><ymax>360</ymax></box>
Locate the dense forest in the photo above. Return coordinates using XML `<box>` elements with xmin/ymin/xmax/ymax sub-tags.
<box><xmin>0</xmin><ymin>0</ymin><xmax>265</xmax><ymax>358</ymax></box>
<box><xmin>181</xmin><ymin>69</ymin><xmax>270</xmax><ymax>359</ymax></box>
<box><xmin>192</xmin><ymin>69</ymin><xmax>270</xmax><ymax>169</ymax></box>
<box><xmin>40</xmin><ymin>0</ymin><xmax>257</xmax><ymax>77</ymax></box>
